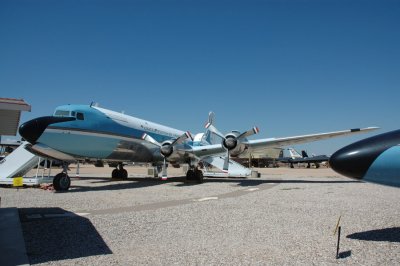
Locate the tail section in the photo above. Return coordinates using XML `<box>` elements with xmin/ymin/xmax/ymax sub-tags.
<box><xmin>202</xmin><ymin>111</ymin><xmax>219</xmax><ymax>145</ymax></box>
<box><xmin>288</xmin><ymin>148</ymin><xmax>302</xmax><ymax>159</ymax></box>
<box><xmin>301</xmin><ymin>150</ymin><xmax>309</xmax><ymax>158</ymax></box>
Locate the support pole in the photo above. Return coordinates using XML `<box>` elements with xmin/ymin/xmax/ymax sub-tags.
<box><xmin>336</xmin><ymin>226</ymin><xmax>341</xmax><ymax>259</ymax></box>
<box><xmin>76</xmin><ymin>161</ymin><xmax>80</xmax><ymax>178</ymax></box>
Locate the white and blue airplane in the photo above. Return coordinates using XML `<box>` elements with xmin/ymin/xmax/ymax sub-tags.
<box><xmin>18</xmin><ymin>103</ymin><xmax>378</xmax><ymax>191</ymax></box>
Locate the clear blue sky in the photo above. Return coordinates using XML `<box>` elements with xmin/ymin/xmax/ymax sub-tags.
<box><xmin>1</xmin><ymin>0</ymin><xmax>399</xmax><ymax>154</ymax></box>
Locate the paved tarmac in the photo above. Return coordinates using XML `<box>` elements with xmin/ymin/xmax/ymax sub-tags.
<box><xmin>0</xmin><ymin>165</ymin><xmax>399</xmax><ymax>265</ymax></box>
<box><xmin>0</xmin><ymin>208</ymin><xmax>29</xmax><ymax>266</ymax></box>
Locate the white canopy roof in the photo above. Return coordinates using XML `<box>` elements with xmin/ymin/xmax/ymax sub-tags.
<box><xmin>0</xmin><ymin>98</ymin><xmax>31</xmax><ymax>136</ymax></box>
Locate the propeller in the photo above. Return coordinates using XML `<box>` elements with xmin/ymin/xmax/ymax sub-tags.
<box><xmin>205</xmin><ymin>122</ymin><xmax>259</xmax><ymax>172</ymax></box>
<box><xmin>142</xmin><ymin>131</ymin><xmax>192</xmax><ymax>180</ymax></box>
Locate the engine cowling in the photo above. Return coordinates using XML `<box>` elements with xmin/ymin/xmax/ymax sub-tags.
<box><xmin>160</xmin><ymin>141</ymin><xmax>174</xmax><ymax>158</ymax></box>
<box><xmin>222</xmin><ymin>132</ymin><xmax>247</xmax><ymax>157</ymax></box>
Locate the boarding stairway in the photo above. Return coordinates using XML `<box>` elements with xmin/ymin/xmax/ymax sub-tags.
<box><xmin>202</xmin><ymin>155</ymin><xmax>259</xmax><ymax>178</ymax></box>
<box><xmin>0</xmin><ymin>141</ymin><xmax>51</xmax><ymax>185</ymax></box>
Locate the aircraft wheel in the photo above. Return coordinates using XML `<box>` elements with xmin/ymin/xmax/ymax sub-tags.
<box><xmin>194</xmin><ymin>169</ymin><xmax>204</xmax><ymax>183</ymax></box>
<box><xmin>186</xmin><ymin>169</ymin><xmax>195</xmax><ymax>181</ymax></box>
<box><xmin>120</xmin><ymin>169</ymin><xmax>128</xmax><ymax>179</ymax></box>
<box><xmin>112</xmin><ymin>169</ymin><xmax>120</xmax><ymax>178</ymax></box>
<box><xmin>53</xmin><ymin>173</ymin><xmax>71</xmax><ymax>191</ymax></box>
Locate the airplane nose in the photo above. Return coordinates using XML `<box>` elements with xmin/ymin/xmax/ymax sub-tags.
<box><xmin>19</xmin><ymin>116</ymin><xmax>76</xmax><ymax>144</ymax></box>
<box><xmin>330</xmin><ymin>146</ymin><xmax>373</xmax><ymax>179</ymax></box>
<box><xmin>330</xmin><ymin>130</ymin><xmax>400</xmax><ymax>179</ymax></box>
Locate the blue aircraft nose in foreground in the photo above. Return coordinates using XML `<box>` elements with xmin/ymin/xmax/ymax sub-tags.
<box><xmin>330</xmin><ymin>129</ymin><xmax>400</xmax><ymax>188</ymax></box>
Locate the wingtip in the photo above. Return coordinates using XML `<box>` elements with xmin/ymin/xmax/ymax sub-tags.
<box><xmin>350</xmin><ymin>127</ymin><xmax>379</xmax><ymax>132</ymax></box>
<box><xmin>360</xmin><ymin>126</ymin><xmax>380</xmax><ymax>132</ymax></box>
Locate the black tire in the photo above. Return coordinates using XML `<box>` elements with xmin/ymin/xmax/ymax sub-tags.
<box><xmin>53</xmin><ymin>173</ymin><xmax>71</xmax><ymax>191</ymax></box>
<box><xmin>186</xmin><ymin>169</ymin><xmax>195</xmax><ymax>181</ymax></box>
<box><xmin>194</xmin><ymin>169</ymin><xmax>204</xmax><ymax>183</ymax></box>
<box><xmin>121</xmin><ymin>169</ymin><xmax>128</xmax><ymax>179</ymax></box>
<box><xmin>112</xmin><ymin>169</ymin><xmax>120</xmax><ymax>179</ymax></box>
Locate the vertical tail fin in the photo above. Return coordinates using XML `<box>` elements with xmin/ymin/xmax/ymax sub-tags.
<box><xmin>301</xmin><ymin>150</ymin><xmax>309</xmax><ymax>158</ymax></box>
<box><xmin>203</xmin><ymin>111</ymin><xmax>219</xmax><ymax>144</ymax></box>
<box><xmin>288</xmin><ymin>148</ymin><xmax>302</xmax><ymax>159</ymax></box>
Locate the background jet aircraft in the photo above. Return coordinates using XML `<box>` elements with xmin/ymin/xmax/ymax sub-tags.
<box><xmin>330</xmin><ymin>129</ymin><xmax>400</xmax><ymax>188</ymax></box>
<box><xmin>18</xmin><ymin>103</ymin><xmax>377</xmax><ymax>191</ymax></box>
<box><xmin>278</xmin><ymin>148</ymin><xmax>329</xmax><ymax>168</ymax></box>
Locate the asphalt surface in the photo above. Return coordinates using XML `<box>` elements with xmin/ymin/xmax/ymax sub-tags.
<box><xmin>1</xmin><ymin>165</ymin><xmax>399</xmax><ymax>265</ymax></box>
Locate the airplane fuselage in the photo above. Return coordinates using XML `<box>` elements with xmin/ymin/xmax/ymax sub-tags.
<box><xmin>20</xmin><ymin>104</ymin><xmax>187</xmax><ymax>163</ymax></box>
<box><xmin>330</xmin><ymin>129</ymin><xmax>400</xmax><ymax>188</ymax></box>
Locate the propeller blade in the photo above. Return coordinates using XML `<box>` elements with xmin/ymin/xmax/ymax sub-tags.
<box><xmin>208</xmin><ymin>111</ymin><xmax>215</xmax><ymax>125</ymax></box>
<box><xmin>171</xmin><ymin>131</ymin><xmax>192</xmax><ymax>146</ymax></box>
<box><xmin>161</xmin><ymin>158</ymin><xmax>167</xmax><ymax>180</ymax></box>
<box><xmin>222</xmin><ymin>151</ymin><xmax>230</xmax><ymax>172</ymax></box>
<box><xmin>142</xmin><ymin>133</ymin><xmax>161</xmax><ymax>147</ymax></box>
<box><xmin>205</xmin><ymin>123</ymin><xmax>226</xmax><ymax>139</ymax></box>
<box><xmin>237</xmin><ymin>127</ymin><xmax>260</xmax><ymax>140</ymax></box>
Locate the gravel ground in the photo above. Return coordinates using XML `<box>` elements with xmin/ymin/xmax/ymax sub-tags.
<box><xmin>1</xmin><ymin>166</ymin><xmax>399</xmax><ymax>265</ymax></box>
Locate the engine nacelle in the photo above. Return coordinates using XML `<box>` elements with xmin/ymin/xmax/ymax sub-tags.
<box><xmin>160</xmin><ymin>140</ymin><xmax>174</xmax><ymax>158</ymax></box>
<box><xmin>222</xmin><ymin>131</ymin><xmax>247</xmax><ymax>157</ymax></box>
<box><xmin>159</xmin><ymin>140</ymin><xmax>186</xmax><ymax>162</ymax></box>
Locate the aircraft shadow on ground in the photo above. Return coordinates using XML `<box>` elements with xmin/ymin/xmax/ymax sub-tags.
<box><xmin>19</xmin><ymin>207</ymin><xmax>112</xmax><ymax>264</ymax></box>
<box><xmin>347</xmin><ymin>227</ymin><xmax>400</xmax><ymax>243</ymax></box>
<box><xmin>67</xmin><ymin>176</ymin><xmax>187</xmax><ymax>192</ymax></box>
<box><xmin>204</xmin><ymin>178</ymin><xmax>361</xmax><ymax>186</ymax></box>
<box><xmin>66</xmin><ymin>176</ymin><xmax>361</xmax><ymax>192</ymax></box>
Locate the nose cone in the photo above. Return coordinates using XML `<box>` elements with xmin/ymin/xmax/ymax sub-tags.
<box><xmin>330</xmin><ymin>130</ymin><xmax>400</xmax><ymax>179</ymax></box>
<box><xmin>19</xmin><ymin>116</ymin><xmax>76</xmax><ymax>144</ymax></box>
<box><xmin>19</xmin><ymin>117</ymin><xmax>48</xmax><ymax>144</ymax></box>
<box><xmin>330</xmin><ymin>145</ymin><xmax>376</xmax><ymax>179</ymax></box>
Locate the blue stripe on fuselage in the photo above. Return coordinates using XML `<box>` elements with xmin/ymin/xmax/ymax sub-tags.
<box><xmin>364</xmin><ymin>145</ymin><xmax>400</xmax><ymax>188</ymax></box>
<box><xmin>37</xmin><ymin>104</ymin><xmax>178</xmax><ymax>158</ymax></box>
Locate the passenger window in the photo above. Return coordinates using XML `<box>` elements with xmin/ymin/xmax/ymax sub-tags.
<box><xmin>71</xmin><ymin>111</ymin><xmax>76</xmax><ymax>117</ymax></box>
<box><xmin>77</xmin><ymin>112</ymin><xmax>84</xmax><ymax>120</ymax></box>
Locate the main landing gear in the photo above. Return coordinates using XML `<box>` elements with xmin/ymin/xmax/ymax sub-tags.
<box><xmin>186</xmin><ymin>168</ymin><xmax>204</xmax><ymax>183</ymax></box>
<box><xmin>112</xmin><ymin>163</ymin><xmax>128</xmax><ymax>179</ymax></box>
<box><xmin>53</xmin><ymin>164</ymin><xmax>71</xmax><ymax>191</ymax></box>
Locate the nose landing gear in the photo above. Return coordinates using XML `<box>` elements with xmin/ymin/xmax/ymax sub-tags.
<box><xmin>53</xmin><ymin>163</ymin><xmax>71</xmax><ymax>191</ymax></box>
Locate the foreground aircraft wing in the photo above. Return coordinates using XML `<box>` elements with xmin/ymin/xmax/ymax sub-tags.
<box><xmin>191</xmin><ymin>127</ymin><xmax>379</xmax><ymax>158</ymax></box>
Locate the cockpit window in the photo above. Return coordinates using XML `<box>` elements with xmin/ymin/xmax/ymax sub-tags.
<box><xmin>54</xmin><ymin>110</ymin><xmax>71</xmax><ymax>117</ymax></box>
<box><xmin>77</xmin><ymin>112</ymin><xmax>84</xmax><ymax>120</ymax></box>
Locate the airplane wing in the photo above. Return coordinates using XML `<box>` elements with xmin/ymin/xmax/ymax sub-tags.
<box><xmin>191</xmin><ymin>127</ymin><xmax>378</xmax><ymax>158</ymax></box>
<box><xmin>247</xmin><ymin>127</ymin><xmax>378</xmax><ymax>153</ymax></box>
